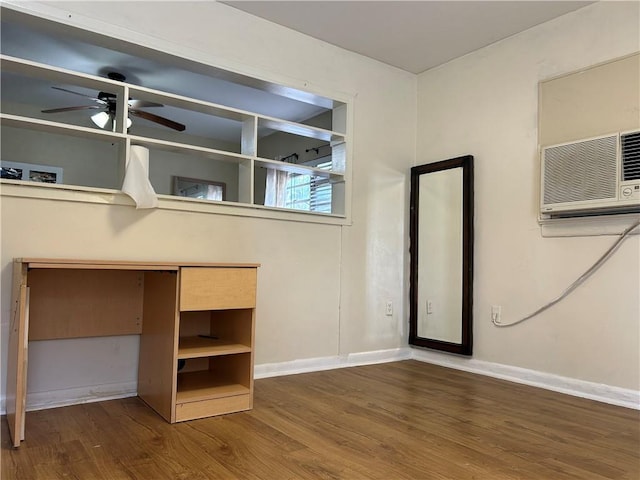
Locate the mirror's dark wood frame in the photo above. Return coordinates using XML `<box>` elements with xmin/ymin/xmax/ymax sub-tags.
<box><xmin>409</xmin><ymin>155</ymin><xmax>474</xmax><ymax>355</ymax></box>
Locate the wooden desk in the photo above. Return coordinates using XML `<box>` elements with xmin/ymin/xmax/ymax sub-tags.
<box><xmin>6</xmin><ymin>258</ymin><xmax>259</xmax><ymax>448</ymax></box>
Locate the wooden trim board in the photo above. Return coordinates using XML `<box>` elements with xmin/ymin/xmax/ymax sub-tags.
<box><xmin>6</xmin><ymin>261</ymin><xmax>28</xmax><ymax>447</ymax></box>
<box><xmin>19</xmin><ymin>258</ymin><xmax>259</xmax><ymax>269</ymax></box>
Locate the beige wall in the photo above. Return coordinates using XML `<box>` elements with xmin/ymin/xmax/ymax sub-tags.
<box><xmin>0</xmin><ymin>1</ymin><xmax>416</xmax><ymax>407</ymax></box>
<box><xmin>417</xmin><ymin>1</ymin><xmax>640</xmax><ymax>390</ymax></box>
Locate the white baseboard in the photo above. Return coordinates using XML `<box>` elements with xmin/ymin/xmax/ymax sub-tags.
<box><xmin>254</xmin><ymin>347</ymin><xmax>412</xmax><ymax>379</ymax></box>
<box><xmin>410</xmin><ymin>348</ymin><xmax>640</xmax><ymax>410</ymax></box>
<box><xmin>25</xmin><ymin>381</ymin><xmax>138</xmax><ymax>412</ymax></box>
<box><xmin>2</xmin><ymin>347</ymin><xmax>637</xmax><ymax>414</ymax></box>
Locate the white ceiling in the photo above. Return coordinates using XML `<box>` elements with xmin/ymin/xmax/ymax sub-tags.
<box><xmin>224</xmin><ymin>1</ymin><xmax>594</xmax><ymax>74</ymax></box>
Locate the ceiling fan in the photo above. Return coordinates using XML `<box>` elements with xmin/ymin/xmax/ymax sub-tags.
<box><xmin>41</xmin><ymin>72</ymin><xmax>186</xmax><ymax>132</ymax></box>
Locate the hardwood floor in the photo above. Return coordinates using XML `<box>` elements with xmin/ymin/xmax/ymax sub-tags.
<box><xmin>2</xmin><ymin>360</ymin><xmax>638</xmax><ymax>479</ymax></box>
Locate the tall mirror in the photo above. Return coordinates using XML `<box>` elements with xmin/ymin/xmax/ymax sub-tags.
<box><xmin>409</xmin><ymin>155</ymin><xmax>474</xmax><ymax>355</ymax></box>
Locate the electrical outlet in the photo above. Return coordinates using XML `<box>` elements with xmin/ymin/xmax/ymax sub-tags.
<box><xmin>427</xmin><ymin>300</ymin><xmax>433</xmax><ymax>314</ymax></box>
<box><xmin>491</xmin><ymin>305</ymin><xmax>502</xmax><ymax>323</ymax></box>
<box><xmin>385</xmin><ymin>301</ymin><xmax>393</xmax><ymax>316</ymax></box>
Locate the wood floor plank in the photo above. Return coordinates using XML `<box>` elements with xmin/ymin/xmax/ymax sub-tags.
<box><xmin>258</xmin><ymin>377</ymin><xmax>514</xmax><ymax>479</ymax></box>
<box><xmin>2</xmin><ymin>361</ymin><xmax>638</xmax><ymax>479</ymax></box>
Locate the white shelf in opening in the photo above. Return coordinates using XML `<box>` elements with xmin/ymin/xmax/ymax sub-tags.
<box><xmin>128</xmin><ymin>135</ymin><xmax>252</xmax><ymax>164</ymax></box>
<box><xmin>1</xmin><ymin>54</ymin><xmax>126</xmax><ymax>94</ymax></box>
<box><xmin>0</xmin><ymin>113</ymin><xmax>126</xmax><ymax>142</ymax></box>
<box><xmin>254</xmin><ymin>157</ymin><xmax>345</xmax><ymax>181</ymax></box>
<box><xmin>258</xmin><ymin>116</ymin><xmax>344</xmax><ymax>143</ymax></box>
<box><xmin>128</xmin><ymin>85</ymin><xmax>253</xmax><ymax>124</ymax></box>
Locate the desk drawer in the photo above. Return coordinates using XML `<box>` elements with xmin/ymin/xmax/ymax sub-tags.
<box><xmin>175</xmin><ymin>394</ymin><xmax>251</xmax><ymax>422</ymax></box>
<box><xmin>180</xmin><ymin>267</ymin><xmax>256</xmax><ymax>311</ymax></box>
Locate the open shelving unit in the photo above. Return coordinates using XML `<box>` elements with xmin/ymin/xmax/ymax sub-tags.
<box><xmin>0</xmin><ymin>54</ymin><xmax>348</xmax><ymax>215</ymax></box>
<box><xmin>169</xmin><ymin>267</ymin><xmax>258</xmax><ymax>422</ymax></box>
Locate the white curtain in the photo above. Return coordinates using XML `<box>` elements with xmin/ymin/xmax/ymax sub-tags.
<box><xmin>265</xmin><ymin>168</ymin><xmax>289</xmax><ymax>207</ymax></box>
<box><xmin>206</xmin><ymin>184</ymin><xmax>223</xmax><ymax>201</ymax></box>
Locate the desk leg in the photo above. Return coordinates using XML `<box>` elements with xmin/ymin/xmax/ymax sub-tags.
<box><xmin>6</xmin><ymin>262</ymin><xmax>28</xmax><ymax>448</ymax></box>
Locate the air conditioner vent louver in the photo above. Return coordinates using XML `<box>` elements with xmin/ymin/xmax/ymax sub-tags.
<box><xmin>622</xmin><ymin>131</ymin><xmax>640</xmax><ymax>181</ymax></box>
<box><xmin>543</xmin><ymin>135</ymin><xmax>617</xmax><ymax>205</ymax></box>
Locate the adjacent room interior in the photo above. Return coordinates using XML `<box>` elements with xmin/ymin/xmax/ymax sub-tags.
<box><xmin>1</xmin><ymin>1</ymin><xmax>638</xmax><ymax>478</ymax></box>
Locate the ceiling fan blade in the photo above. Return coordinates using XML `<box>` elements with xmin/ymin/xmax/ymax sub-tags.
<box><xmin>128</xmin><ymin>99</ymin><xmax>163</xmax><ymax>109</ymax></box>
<box><xmin>52</xmin><ymin>86</ymin><xmax>107</xmax><ymax>105</ymax></box>
<box><xmin>130</xmin><ymin>109</ymin><xmax>186</xmax><ymax>131</ymax></box>
<box><xmin>41</xmin><ymin>105</ymin><xmax>102</xmax><ymax>114</ymax></box>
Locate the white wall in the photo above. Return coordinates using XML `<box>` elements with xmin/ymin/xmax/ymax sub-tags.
<box><xmin>0</xmin><ymin>1</ymin><xmax>416</xmax><ymax>409</ymax></box>
<box><xmin>417</xmin><ymin>1</ymin><xmax>640</xmax><ymax>390</ymax></box>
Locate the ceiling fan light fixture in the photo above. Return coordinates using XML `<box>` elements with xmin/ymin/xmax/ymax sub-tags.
<box><xmin>91</xmin><ymin>111</ymin><xmax>110</xmax><ymax>129</ymax></box>
<box><xmin>91</xmin><ymin>111</ymin><xmax>133</xmax><ymax>129</ymax></box>
<box><xmin>45</xmin><ymin>77</ymin><xmax>185</xmax><ymax>131</ymax></box>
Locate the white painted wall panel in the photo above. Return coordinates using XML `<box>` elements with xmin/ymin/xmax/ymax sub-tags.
<box><xmin>417</xmin><ymin>1</ymin><xmax>640</xmax><ymax>390</ymax></box>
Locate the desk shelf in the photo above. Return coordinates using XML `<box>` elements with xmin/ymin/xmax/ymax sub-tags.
<box><xmin>176</xmin><ymin>371</ymin><xmax>250</xmax><ymax>403</ymax></box>
<box><xmin>178</xmin><ymin>337</ymin><xmax>251</xmax><ymax>358</ymax></box>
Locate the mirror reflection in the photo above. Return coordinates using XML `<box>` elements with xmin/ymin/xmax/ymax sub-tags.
<box><xmin>417</xmin><ymin>167</ymin><xmax>463</xmax><ymax>343</ymax></box>
<box><xmin>410</xmin><ymin>155</ymin><xmax>473</xmax><ymax>355</ymax></box>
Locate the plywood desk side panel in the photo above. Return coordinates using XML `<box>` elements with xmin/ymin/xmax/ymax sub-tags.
<box><xmin>138</xmin><ymin>271</ymin><xmax>179</xmax><ymax>423</ymax></box>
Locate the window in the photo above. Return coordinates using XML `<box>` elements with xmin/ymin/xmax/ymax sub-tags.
<box><xmin>285</xmin><ymin>159</ymin><xmax>332</xmax><ymax>213</ymax></box>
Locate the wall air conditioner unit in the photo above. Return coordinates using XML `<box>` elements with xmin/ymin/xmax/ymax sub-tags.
<box><xmin>540</xmin><ymin>130</ymin><xmax>640</xmax><ymax>217</ymax></box>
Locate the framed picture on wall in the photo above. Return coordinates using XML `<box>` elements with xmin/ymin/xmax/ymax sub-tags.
<box><xmin>1</xmin><ymin>161</ymin><xmax>63</xmax><ymax>184</ymax></box>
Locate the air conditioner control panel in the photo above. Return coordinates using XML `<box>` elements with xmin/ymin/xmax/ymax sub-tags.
<box><xmin>621</xmin><ymin>184</ymin><xmax>640</xmax><ymax>200</ymax></box>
